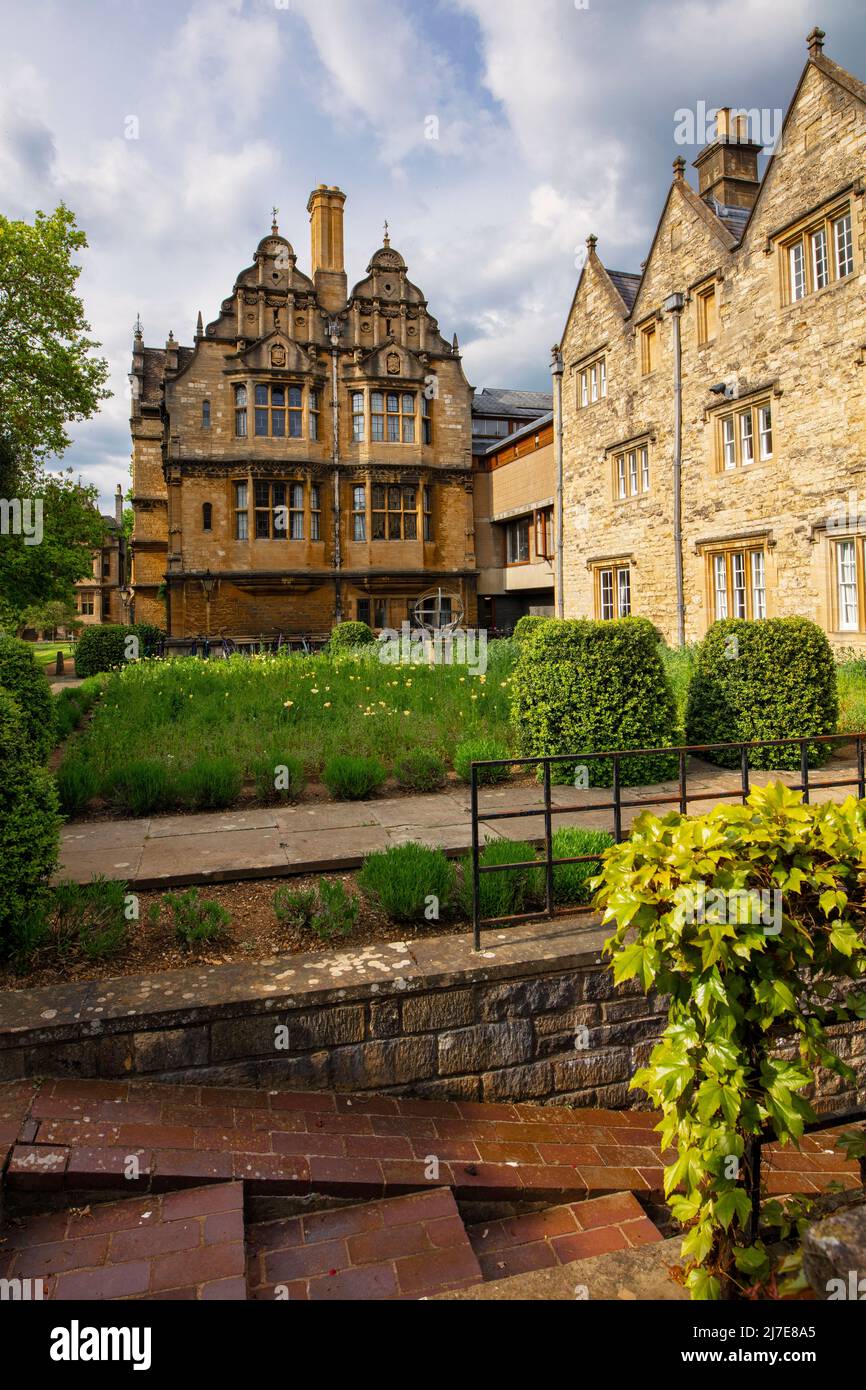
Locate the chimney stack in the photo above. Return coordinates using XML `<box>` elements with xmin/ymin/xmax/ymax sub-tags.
<box><xmin>693</xmin><ymin>107</ymin><xmax>762</xmax><ymax>211</ymax></box>
<box><xmin>307</xmin><ymin>185</ymin><xmax>347</xmax><ymax>312</ymax></box>
<box><xmin>115</xmin><ymin>483</ymin><xmax>123</xmax><ymax>528</ymax></box>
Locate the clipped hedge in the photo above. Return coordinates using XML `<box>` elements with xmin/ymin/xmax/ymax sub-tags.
<box><xmin>511</xmin><ymin>617</ymin><xmax>679</xmax><ymax>786</ymax></box>
<box><xmin>512</xmin><ymin>614</ymin><xmax>550</xmax><ymax>645</ymax></box>
<box><xmin>685</xmin><ymin>617</ymin><xmax>838</xmax><ymax>769</ymax></box>
<box><xmin>0</xmin><ymin>635</ymin><xmax>55</xmax><ymax>760</ymax></box>
<box><xmin>0</xmin><ymin>688</ymin><xmax>61</xmax><ymax>950</ymax></box>
<box><xmin>328</xmin><ymin>621</ymin><xmax>376</xmax><ymax>652</ymax></box>
<box><xmin>74</xmin><ymin>623</ymin><xmax>165</xmax><ymax>678</ymax></box>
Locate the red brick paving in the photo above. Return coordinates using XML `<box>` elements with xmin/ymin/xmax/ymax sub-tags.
<box><xmin>247</xmin><ymin>1187</ymin><xmax>482</xmax><ymax>1300</ymax></box>
<box><xmin>467</xmin><ymin>1192</ymin><xmax>662</xmax><ymax>1281</ymax></box>
<box><xmin>2</xmin><ymin>1078</ymin><xmax>857</xmax><ymax>1202</ymax></box>
<box><xmin>0</xmin><ymin>1181</ymin><xmax>245</xmax><ymax>1300</ymax></box>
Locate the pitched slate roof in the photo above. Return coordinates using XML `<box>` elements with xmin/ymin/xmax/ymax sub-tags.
<box><xmin>704</xmin><ymin>197</ymin><xmax>751</xmax><ymax>241</ymax></box>
<box><xmin>472</xmin><ymin>387</ymin><xmax>553</xmax><ymax>418</ymax></box>
<box><xmin>606</xmin><ymin>271</ymin><xmax>642</xmax><ymax>311</ymax></box>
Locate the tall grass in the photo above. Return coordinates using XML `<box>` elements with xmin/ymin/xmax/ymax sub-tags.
<box><xmin>58</xmin><ymin>649</ymin><xmax>515</xmax><ymax>804</ymax></box>
<box><xmin>837</xmin><ymin>659</ymin><xmax>866</xmax><ymax>734</ymax></box>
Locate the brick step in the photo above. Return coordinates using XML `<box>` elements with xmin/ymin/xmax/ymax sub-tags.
<box><xmin>2</xmin><ymin>1080</ymin><xmax>857</xmax><ymax>1205</ymax></box>
<box><xmin>466</xmin><ymin>1191</ymin><xmax>663</xmax><ymax>1281</ymax></box>
<box><xmin>246</xmin><ymin>1187</ymin><xmax>482</xmax><ymax>1300</ymax></box>
<box><xmin>0</xmin><ymin>1182</ymin><xmax>246</xmax><ymax>1301</ymax></box>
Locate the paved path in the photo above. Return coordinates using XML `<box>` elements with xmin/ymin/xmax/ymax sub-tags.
<box><xmin>57</xmin><ymin>750</ymin><xmax>863</xmax><ymax>888</ymax></box>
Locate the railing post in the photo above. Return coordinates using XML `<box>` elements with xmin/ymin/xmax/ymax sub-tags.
<box><xmin>800</xmin><ymin>738</ymin><xmax>810</xmax><ymax>804</ymax></box>
<box><xmin>612</xmin><ymin>754</ymin><xmax>622</xmax><ymax>842</ymax></box>
<box><xmin>543</xmin><ymin>759</ymin><xmax>554</xmax><ymax>920</ymax></box>
<box><xmin>740</xmin><ymin>745</ymin><xmax>750</xmax><ymax>805</ymax></box>
<box><xmin>858</xmin><ymin>736</ymin><xmax>865</xmax><ymax>800</ymax></box>
<box><xmin>678</xmin><ymin>748</ymin><xmax>687</xmax><ymax>815</ymax></box>
<box><xmin>471</xmin><ymin>765</ymin><xmax>481</xmax><ymax>950</ymax></box>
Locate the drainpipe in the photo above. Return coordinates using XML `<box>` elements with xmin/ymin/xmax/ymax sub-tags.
<box><xmin>327</xmin><ymin>317</ymin><xmax>343</xmax><ymax>623</ymax></box>
<box><xmin>663</xmin><ymin>294</ymin><xmax>686</xmax><ymax>647</ymax></box>
<box><xmin>550</xmin><ymin>345</ymin><xmax>565</xmax><ymax>618</ymax></box>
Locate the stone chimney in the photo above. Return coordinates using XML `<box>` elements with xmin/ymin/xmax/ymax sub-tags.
<box><xmin>115</xmin><ymin>484</ymin><xmax>123</xmax><ymax>528</ymax></box>
<box><xmin>693</xmin><ymin>107</ymin><xmax>762</xmax><ymax>211</ymax></box>
<box><xmin>307</xmin><ymin>185</ymin><xmax>348</xmax><ymax>312</ymax></box>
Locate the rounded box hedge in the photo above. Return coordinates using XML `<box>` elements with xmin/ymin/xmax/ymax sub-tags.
<box><xmin>0</xmin><ymin>635</ymin><xmax>55</xmax><ymax>760</ymax></box>
<box><xmin>510</xmin><ymin>616</ymin><xmax>679</xmax><ymax>786</ymax></box>
<box><xmin>74</xmin><ymin>623</ymin><xmax>165</xmax><ymax>678</ymax></box>
<box><xmin>0</xmin><ymin>688</ymin><xmax>61</xmax><ymax>949</ymax></box>
<box><xmin>685</xmin><ymin>617</ymin><xmax>838</xmax><ymax>769</ymax></box>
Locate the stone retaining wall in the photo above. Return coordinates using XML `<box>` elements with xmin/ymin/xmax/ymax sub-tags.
<box><xmin>1</xmin><ymin>919</ymin><xmax>864</xmax><ymax>1111</ymax></box>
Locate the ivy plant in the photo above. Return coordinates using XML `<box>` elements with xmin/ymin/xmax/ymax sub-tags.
<box><xmin>596</xmin><ymin>782</ymin><xmax>866</xmax><ymax>1299</ymax></box>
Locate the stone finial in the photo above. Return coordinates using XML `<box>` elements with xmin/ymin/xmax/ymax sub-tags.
<box><xmin>133</xmin><ymin>313</ymin><xmax>143</xmax><ymax>340</ymax></box>
<box><xmin>673</xmin><ymin>156</ymin><xmax>686</xmax><ymax>181</ymax></box>
<box><xmin>166</xmin><ymin>329</ymin><xmax>176</xmax><ymax>346</ymax></box>
<box><xmin>452</xmin><ymin>332</ymin><xmax>460</xmax><ymax>353</ymax></box>
<box><xmin>383</xmin><ymin>219</ymin><xmax>390</xmax><ymax>247</ymax></box>
<box><xmin>807</xmin><ymin>26</ymin><xmax>825</xmax><ymax>59</ymax></box>
<box><xmin>196</xmin><ymin>310</ymin><xmax>204</xmax><ymax>338</ymax></box>
<box><xmin>586</xmin><ymin>233</ymin><xmax>598</xmax><ymax>254</ymax></box>
<box><xmin>271</xmin><ymin>205</ymin><xmax>279</xmax><ymax>234</ymax></box>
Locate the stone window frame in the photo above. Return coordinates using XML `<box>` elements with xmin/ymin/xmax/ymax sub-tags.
<box><xmin>351</xmin><ymin>387</ymin><xmax>419</xmax><ymax>446</ymax></box>
<box><xmin>700</xmin><ymin>540</ymin><xmax>769</xmax><ymax>622</ymax></box>
<box><xmin>423</xmin><ymin>485</ymin><xmax>433</xmax><ymax>542</ymax></box>
<box><xmin>253</xmin><ymin>382</ymin><xmax>303</xmax><ymax>439</ymax></box>
<box><xmin>371</xmin><ymin>482</ymin><xmax>419</xmax><ymax>540</ymax></box>
<box><xmin>612</xmin><ymin>441</ymin><xmax>651</xmax><ymax>502</ymax></box>
<box><xmin>695</xmin><ymin>279</ymin><xmax>719</xmax><ymax>346</ymax></box>
<box><xmin>202</xmin><ymin>502</ymin><xmax>212</xmax><ymax>532</ymax></box>
<box><xmin>253</xmin><ymin>478</ymin><xmax>305</xmax><ymax>541</ymax></box>
<box><xmin>577</xmin><ymin>353</ymin><xmax>607</xmax><ymax>409</ymax></box>
<box><xmin>776</xmin><ymin>198</ymin><xmax>856</xmax><ymax>307</ymax></box>
<box><xmin>351</xmin><ymin>482</ymin><xmax>367</xmax><ymax>541</ymax></box>
<box><xmin>590</xmin><ymin>559</ymin><xmax>631</xmax><ymax>621</ymax></box>
<box><xmin>638</xmin><ymin>318</ymin><xmax>658</xmax><ymax>377</ymax></box>
<box><xmin>710</xmin><ymin>393</ymin><xmax>774</xmax><ymax>473</ymax></box>
<box><xmin>830</xmin><ymin>535</ymin><xmax>866</xmax><ymax>634</ymax></box>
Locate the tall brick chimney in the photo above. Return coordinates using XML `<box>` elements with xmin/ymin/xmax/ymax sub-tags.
<box><xmin>693</xmin><ymin>107</ymin><xmax>762</xmax><ymax>211</ymax></box>
<box><xmin>307</xmin><ymin>185</ymin><xmax>347</xmax><ymax>312</ymax></box>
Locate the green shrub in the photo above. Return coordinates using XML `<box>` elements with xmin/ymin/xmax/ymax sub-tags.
<box><xmin>328</xmin><ymin>621</ymin><xmax>376</xmax><ymax>652</ymax></box>
<box><xmin>273</xmin><ymin>884</ymin><xmax>317</xmax><ymax>929</ymax></box>
<box><xmin>454</xmin><ymin>736</ymin><xmax>511</xmax><ymax>785</ymax></box>
<box><xmin>322</xmin><ymin>754</ymin><xmax>386</xmax><ymax>800</ymax></box>
<box><xmin>107</xmin><ymin>759</ymin><xmax>175</xmax><ymax>816</ymax></box>
<box><xmin>50</xmin><ymin>877</ymin><xmax>130</xmax><ymax>961</ymax></box>
<box><xmin>598</xmin><ymin>783</ymin><xmax>866</xmax><ymax>1300</ymax></box>
<box><xmin>359</xmin><ymin>842</ymin><xmax>455</xmax><ymax>921</ymax></box>
<box><xmin>551</xmin><ymin>827</ymin><xmax>614</xmax><ymax>906</ymax></box>
<box><xmin>685</xmin><ymin>618</ymin><xmax>838</xmax><ymax>770</ymax></box>
<box><xmin>0</xmin><ymin>689</ymin><xmax>61</xmax><ymax>951</ymax></box>
<box><xmin>177</xmin><ymin>755</ymin><xmax>242</xmax><ymax>810</ymax></box>
<box><xmin>460</xmin><ymin>838</ymin><xmax>541</xmax><ymax>921</ymax></box>
<box><xmin>0</xmin><ymin>636</ymin><xmax>55</xmax><ymax>759</ymax></box>
<box><xmin>74</xmin><ymin>623</ymin><xmax>165</xmax><ymax>677</ymax></box>
<box><xmin>55</xmin><ymin>755</ymin><xmax>100</xmax><ymax>816</ymax></box>
<box><xmin>158</xmin><ymin>888</ymin><xmax>231</xmax><ymax>949</ymax></box>
<box><xmin>394</xmin><ymin>749</ymin><xmax>447</xmax><ymax>792</ymax></box>
<box><xmin>253</xmin><ymin>752</ymin><xmax>305</xmax><ymax>803</ymax></box>
<box><xmin>511</xmin><ymin>616</ymin><xmax>679</xmax><ymax>786</ymax></box>
<box><xmin>311</xmin><ymin>878</ymin><xmax>359</xmax><ymax>940</ymax></box>
<box><xmin>512</xmin><ymin>614</ymin><xmax>550</xmax><ymax>645</ymax></box>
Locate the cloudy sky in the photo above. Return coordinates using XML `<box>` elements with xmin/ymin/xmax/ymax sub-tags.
<box><xmin>2</xmin><ymin>0</ymin><xmax>864</xmax><ymax>508</ymax></box>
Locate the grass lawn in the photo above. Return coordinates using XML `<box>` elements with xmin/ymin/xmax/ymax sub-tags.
<box><xmin>61</xmin><ymin>645</ymin><xmax>516</xmax><ymax>794</ymax></box>
<box><xmin>30</xmin><ymin>641</ymin><xmax>74</xmax><ymax>671</ymax></box>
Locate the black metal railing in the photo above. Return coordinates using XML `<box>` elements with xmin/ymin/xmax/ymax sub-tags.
<box><xmin>469</xmin><ymin>731</ymin><xmax>866</xmax><ymax>948</ymax></box>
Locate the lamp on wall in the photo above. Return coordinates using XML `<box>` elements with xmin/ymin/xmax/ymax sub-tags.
<box><xmin>200</xmin><ymin>570</ymin><xmax>219</xmax><ymax>637</ymax></box>
<box><xmin>119</xmin><ymin>584</ymin><xmax>135</xmax><ymax>623</ymax></box>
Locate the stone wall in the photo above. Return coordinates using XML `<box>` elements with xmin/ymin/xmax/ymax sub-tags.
<box><xmin>1</xmin><ymin>920</ymin><xmax>863</xmax><ymax>1114</ymax></box>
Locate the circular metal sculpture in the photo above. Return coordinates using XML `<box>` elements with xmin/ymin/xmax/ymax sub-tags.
<box><xmin>412</xmin><ymin>587</ymin><xmax>464</xmax><ymax>634</ymax></box>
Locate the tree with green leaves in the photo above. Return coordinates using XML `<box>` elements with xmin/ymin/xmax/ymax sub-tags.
<box><xmin>0</xmin><ymin>204</ymin><xmax>110</xmax><ymax>486</ymax></box>
<box><xmin>599</xmin><ymin>782</ymin><xmax>866</xmax><ymax>1300</ymax></box>
<box><xmin>0</xmin><ymin>471</ymin><xmax>106</xmax><ymax>633</ymax></box>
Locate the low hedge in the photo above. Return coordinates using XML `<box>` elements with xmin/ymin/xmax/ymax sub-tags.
<box><xmin>74</xmin><ymin>623</ymin><xmax>165</xmax><ymax>678</ymax></box>
<box><xmin>510</xmin><ymin>616</ymin><xmax>679</xmax><ymax>785</ymax></box>
<box><xmin>0</xmin><ymin>689</ymin><xmax>61</xmax><ymax>951</ymax></box>
<box><xmin>328</xmin><ymin>621</ymin><xmax>376</xmax><ymax>652</ymax></box>
<box><xmin>685</xmin><ymin>617</ymin><xmax>838</xmax><ymax>769</ymax></box>
<box><xmin>512</xmin><ymin>614</ymin><xmax>550</xmax><ymax>645</ymax></box>
<box><xmin>0</xmin><ymin>636</ymin><xmax>55</xmax><ymax>760</ymax></box>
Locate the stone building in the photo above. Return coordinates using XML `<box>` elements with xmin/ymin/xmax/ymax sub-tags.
<box><xmin>558</xmin><ymin>29</ymin><xmax>866</xmax><ymax>650</ymax></box>
<box><xmin>73</xmin><ymin>485</ymin><xmax>126</xmax><ymax>627</ymax></box>
<box><xmin>129</xmin><ymin>188</ymin><xmax>476</xmax><ymax>639</ymax></box>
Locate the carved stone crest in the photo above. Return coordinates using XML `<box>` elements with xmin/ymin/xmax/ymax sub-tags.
<box><xmin>386</xmin><ymin>351</ymin><xmax>401</xmax><ymax>375</ymax></box>
<box><xmin>271</xmin><ymin>345</ymin><xmax>287</xmax><ymax>367</ymax></box>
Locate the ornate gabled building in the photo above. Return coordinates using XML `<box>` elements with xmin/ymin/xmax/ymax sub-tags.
<box><xmin>129</xmin><ymin>186</ymin><xmax>476</xmax><ymax>639</ymax></box>
<box><xmin>558</xmin><ymin>29</ymin><xmax>866</xmax><ymax>649</ymax></box>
